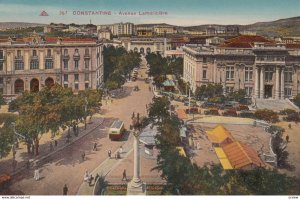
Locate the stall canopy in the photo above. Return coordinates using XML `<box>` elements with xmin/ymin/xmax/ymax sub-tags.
<box><xmin>207</xmin><ymin>125</ymin><xmax>235</xmax><ymax>144</ymax></box>
<box><xmin>139</xmin><ymin>124</ymin><xmax>158</xmax><ymax>145</ymax></box>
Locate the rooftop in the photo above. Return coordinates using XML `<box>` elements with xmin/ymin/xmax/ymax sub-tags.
<box><xmin>207</xmin><ymin>125</ymin><xmax>235</xmax><ymax>144</ymax></box>
<box><xmin>219</xmin><ymin>35</ymin><xmax>274</xmax><ymax>48</ymax></box>
<box><xmin>110</xmin><ymin>120</ymin><xmax>124</xmax><ymax>129</ymax></box>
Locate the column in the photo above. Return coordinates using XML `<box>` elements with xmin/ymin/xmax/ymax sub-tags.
<box><xmin>223</xmin><ymin>68</ymin><xmax>226</xmax><ymax>95</ymax></box>
<box><xmin>260</xmin><ymin>67</ymin><xmax>265</xmax><ymax>99</ymax></box>
<box><xmin>280</xmin><ymin>67</ymin><xmax>285</xmax><ymax>99</ymax></box>
<box><xmin>254</xmin><ymin>67</ymin><xmax>260</xmax><ymax>98</ymax></box>
<box><xmin>131</xmin><ymin>133</ymin><xmax>142</xmax><ymax>187</ymax></box>
<box><xmin>275</xmin><ymin>66</ymin><xmax>280</xmax><ymax>99</ymax></box>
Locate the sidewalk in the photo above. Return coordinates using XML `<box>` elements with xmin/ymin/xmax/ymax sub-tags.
<box><xmin>77</xmin><ymin>133</ymin><xmax>134</xmax><ymax>195</ymax></box>
<box><xmin>0</xmin><ymin>116</ymin><xmax>105</xmax><ymax>176</ymax></box>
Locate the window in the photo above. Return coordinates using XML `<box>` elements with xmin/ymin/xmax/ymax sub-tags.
<box><xmin>47</xmin><ymin>49</ymin><xmax>51</xmax><ymax>57</ymax></box>
<box><xmin>85</xmin><ymin>60</ymin><xmax>89</xmax><ymax>69</ymax></box>
<box><xmin>284</xmin><ymin>87</ymin><xmax>292</xmax><ymax>97</ymax></box>
<box><xmin>245</xmin><ymin>87</ymin><xmax>253</xmax><ymax>96</ymax></box>
<box><xmin>203</xmin><ymin>57</ymin><xmax>207</xmax><ymax>63</ymax></box>
<box><xmin>75</xmin><ymin>60</ymin><xmax>79</xmax><ymax>69</ymax></box>
<box><xmin>64</xmin><ymin>74</ymin><xmax>68</xmax><ymax>82</ymax></box>
<box><xmin>64</xmin><ymin>60</ymin><xmax>68</xmax><ymax>69</ymax></box>
<box><xmin>226</xmin><ymin>66</ymin><xmax>234</xmax><ymax>81</ymax></box>
<box><xmin>0</xmin><ymin>77</ymin><xmax>3</xmax><ymax>85</ymax></box>
<box><xmin>85</xmin><ymin>83</ymin><xmax>89</xmax><ymax>89</ymax></box>
<box><xmin>284</xmin><ymin>68</ymin><xmax>293</xmax><ymax>83</ymax></box>
<box><xmin>17</xmin><ymin>50</ymin><xmax>21</xmax><ymax>57</ymax></box>
<box><xmin>74</xmin><ymin>74</ymin><xmax>79</xmax><ymax>81</ymax></box>
<box><xmin>32</xmin><ymin>50</ymin><xmax>37</xmax><ymax>56</ymax></box>
<box><xmin>85</xmin><ymin>48</ymin><xmax>89</xmax><ymax>55</ymax></box>
<box><xmin>202</xmin><ymin>70</ymin><xmax>207</xmax><ymax>79</ymax></box>
<box><xmin>84</xmin><ymin>73</ymin><xmax>89</xmax><ymax>81</ymax></box>
<box><xmin>75</xmin><ymin>48</ymin><xmax>79</xmax><ymax>53</ymax></box>
<box><xmin>75</xmin><ymin>83</ymin><xmax>79</xmax><ymax>90</ymax></box>
<box><xmin>0</xmin><ymin>61</ymin><xmax>3</xmax><ymax>71</ymax></box>
<box><xmin>30</xmin><ymin>60</ymin><xmax>39</xmax><ymax>69</ymax></box>
<box><xmin>64</xmin><ymin>83</ymin><xmax>68</xmax><ymax>88</ymax></box>
<box><xmin>0</xmin><ymin>50</ymin><xmax>3</xmax><ymax>59</ymax></box>
<box><xmin>15</xmin><ymin>60</ymin><xmax>24</xmax><ymax>70</ymax></box>
<box><xmin>64</xmin><ymin>49</ymin><xmax>68</xmax><ymax>55</ymax></box>
<box><xmin>265</xmin><ymin>67</ymin><xmax>274</xmax><ymax>82</ymax></box>
<box><xmin>45</xmin><ymin>60</ymin><xmax>53</xmax><ymax>69</ymax></box>
<box><xmin>244</xmin><ymin>67</ymin><xmax>253</xmax><ymax>82</ymax></box>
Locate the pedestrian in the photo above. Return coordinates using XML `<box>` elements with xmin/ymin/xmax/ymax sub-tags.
<box><xmin>84</xmin><ymin>170</ymin><xmax>89</xmax><ymax>182</ymax></box>
<box><xmin>108</xmin><ymin>150</ymin><xmax>112</xmax><ymax>159</ymax></box>
<box><xmin>122</xmin><ymin>169</ymin><xmax>127</xmax><ymax>181</ymax></box>
<box><xmin>115</xmin><ymin>153</ymin><xmax>118</xmax><ymax>160</ymax></box>
<box><xmin>286</xmin><ymin>134</ymin><xmax>290</xmax><ymax>143</ymax></box>
<box><xmin>88</xmin><ymin>174</ymin><xmax>93</xmax><ymax>186</ymax></box>
<box><xmin>95</xmin><ymin>173</ymin><xmax>99</xmax><ymax>184</ymax></box>
<box><xmin>82</xmin><ymin>152</ymin><xmax>85</xmax><ymax>162</ymax></box>
<box><xmin>111</xmin><ymin>99</ymin><xmax>113</xmax><ymax>103</ymax></box>
<box><xmin>34</xmin><ymin>168</ymin><xmax>40</xmax><ymax>181</ymax></box>
<box><xmin>50</xmin><ymin>142</ymin><xmax>54</xmax><ymax>152</ymax></box>
<box><xmin>26</xmin><ymin>160</ymin><xmax>30</xmax><ymax>169</ymax></box>
<box><xmin>119</xmin><ymin>146</ymin><xmax>123</xmax><ymax>154</ymax></box>
<box><xmin>288</xmin><ymin>124</ymin><xmax>292</xmax><ymax>129</ymax></box>
<box><xmin>93</xmin><ymin>143</ymin><xmax>97</xmax><ymax>151</ymax></box>
<box><xmin>54</xmin><ymin>140</ymin><xmax>58</xmax><ymax>147</ymax></box>
<box><xmin>63</xmin><ymin>184</ymin><xmax>68</xmax><ymax>195</ymax></box>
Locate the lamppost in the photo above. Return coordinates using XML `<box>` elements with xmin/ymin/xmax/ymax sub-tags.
<box><xmin>127</xmin><ymin>112</ymin><xmax>146</xmax><ymax>195</ymax></box>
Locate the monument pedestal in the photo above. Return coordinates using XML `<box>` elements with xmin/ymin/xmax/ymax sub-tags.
<box><xmin>127</xmin><ymin>179</ymin><xmax>146</xmax><ymax>195</ymax></box>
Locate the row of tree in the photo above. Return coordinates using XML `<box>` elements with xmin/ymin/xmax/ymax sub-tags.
<box><xmin>145</xmin><ymin>53</ymin><xmax>183</xmax><ymax>88</ymax></box>
<box><xmin>1</xmin><ymin>84</ymin><xmax>102</xmax><ymax>157</ymax></box>
<box><xmin>103</xmin><ymin>46</ymin><xmax>141</xmax><ymax>90</ymax></box>
<box><xmin>147</xmin><ymin>96</ymin><xmax>299</xmax><ymax>195</ymax></box>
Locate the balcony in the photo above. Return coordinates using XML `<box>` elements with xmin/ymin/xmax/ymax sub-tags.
<box><xmin>62</xmin><ymin>54</ymin><xmax>70</xmax><ymax>60</ymax></box>
<box><xmin>45</xmin><ymin>55</ymin><xmax>53</xmax><ymax>60</ymax></box>
<box><xmin>73</xmin><ymin>53</ymin><xmax>80</xmax><ymax>60</ymax></box>
<box><xmin>255</xmin><ymin>58</ymin><xmax>285</xmax><ymax>65</ymax></box>
<box><xmin>30</xmin><ymin>55</ymin><xmax>39</xmax><ymax>60</ymax></box>
<box><xmin>84</xmin><ymin>54</ymin><xmax>90</xmax><ymax>59</ymax></box>
<box><xmin>14</xmin><ymin>56</ymin><xmax>23</xmax><ymax>60</ymax></box>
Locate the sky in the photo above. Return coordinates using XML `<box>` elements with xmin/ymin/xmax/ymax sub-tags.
<box><xmin>0</xmin><ymin>0</ymin><xmax>299</xmax><ymax>26</ymax></box>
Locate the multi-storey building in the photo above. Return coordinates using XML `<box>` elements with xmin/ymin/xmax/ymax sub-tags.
<box><xmin>97</xmin><ymin>22</ymin><xmax>134</xmax><ymax>36</ymax></box>
<box><xmin>0</xmin><ymin>34</ymin><xmax>104</xmax><ymax>97</ymax></box>
<box><xmin>183</xmin><ymin>35</ymin><xmax>300</xmax><ymax>99</ymax></box>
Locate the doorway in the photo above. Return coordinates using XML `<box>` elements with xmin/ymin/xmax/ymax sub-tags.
<box><xmin>264</xmin><ymin>85</ymin><xmax>273</xmax><ymax>98</ymax></box>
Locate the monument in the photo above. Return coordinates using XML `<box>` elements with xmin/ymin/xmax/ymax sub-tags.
<box><xmin>127</xmin><ymin>112</ymin><xmax>146</xmax><ymax>195</ymax></box>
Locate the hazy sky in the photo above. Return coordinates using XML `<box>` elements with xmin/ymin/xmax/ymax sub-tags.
<box><xmin>0</xmin><ymin>0</ymin><xmax>299</xmax><ymax>26</ymax></box>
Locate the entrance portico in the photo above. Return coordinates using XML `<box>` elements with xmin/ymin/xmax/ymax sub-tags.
<box><xmin>254</xmin><ymin>65</ymin><xmax>285</xmax><ymax>99</ymax></box>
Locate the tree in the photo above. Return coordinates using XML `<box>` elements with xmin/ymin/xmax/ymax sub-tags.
<box><xmin>227</xmin><ymin>89</ymin><xmax>247</xmax><ymax>102</ymax></box>
<box><xmin>0</xmin><ymin>93</ymin><xmax>5</xmax><ymax>108</ymax></box>
<box><xmin>293</xmin><ymin>93</ymin><xmax>300</xmax><ymax>108</ymax></box>
<box><xmin>148</xmin><ymin>97</ymin><xmax>170</xmax><ymax>123</ymax></box>
<box><xmin>0</xmin><ymin>113</ymin><xmax>17</xmax><ymax>159</ymax></box>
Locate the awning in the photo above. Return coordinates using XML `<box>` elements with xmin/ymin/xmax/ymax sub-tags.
<box><xmin>214</xmin><ymin>147</ymin><xmax>233</xmax><ymax>170</ymax></box>
<box><xmin>219</xmin><ymin>158</ymin><xmax>233</xmax><ymax>170</ymax></box>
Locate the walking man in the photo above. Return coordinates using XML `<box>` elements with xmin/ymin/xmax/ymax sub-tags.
<box><xmin>63</xmin><ymin>184</ymin><xmax>68</xmax><ymax>195</ymax></box>
<box><xmin>108</xmin><ymin>150</ymin><xmax>112</xmax><ymax>159</ymax></box>
<box><xmin>119</xmin><ymin>146</ymin><xmax>123</xmax><ymax>154</ymax></box>
<box><xmin>54</xmin><ymin>140</ymin><xmax>58</xmax><ymax>147</ymax></box>
<box><xmin>34</xmin><ymin>168</ymin><xmax>40</xmax><ymax>181</ymax></box>
<box><xmin>286</xmin><ymin>134</ymin><xmax>290</xmax><ymax>143</ymax></box>
<box><xmin>122</xmin><ymin>169</ymin><xmax>127</xmax><ymax>181</ymax></box>
<box><xmin>81</xmin><ymin>152</ymin><xmax>85</xmax><ymax>162</ymax></box>
<box><xmin>93</xmin><ymin>143</ymin><xmax>97</xmax><ymax>151</ymax></box>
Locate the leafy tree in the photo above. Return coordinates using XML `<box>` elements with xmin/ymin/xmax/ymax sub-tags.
<box><xmin>0</xmin><ymin>113</ymin><xmax>17</xmax><ymax>158</ymax></box>
<box><xmin>227</xmin><ymin>89</ymin><xmax>247</xmax><ymax>102</ymax></box>
<box><xmin>293</xmin><ymin>93</ymin><xmax>300</xmax><ymax>108</ymax></box>
<box><xmin>148</xmin><ymin>97</ymin><xmax>170</xmax><ymax>123</ymax></box>
<box><xmin>0</xmin><ymin>93</ymin><xmax>5</xmax><ymax>108</ymax></box>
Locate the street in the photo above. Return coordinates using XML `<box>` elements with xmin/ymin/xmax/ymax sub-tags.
<box><xmin>7</xmin><ymin>56</ymin><xmax>154</xmax><ymax>195</ymax></box>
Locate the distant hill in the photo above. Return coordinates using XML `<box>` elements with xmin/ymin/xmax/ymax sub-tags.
<box><xmin>0</xmin><ymin>22</ymin><xmax>46</xmax><ymax>30</ymax></box>
<box><xmin>183</xmin><ymin>16</ymin><xmax>300</xmax><ymax>37</ymax></box>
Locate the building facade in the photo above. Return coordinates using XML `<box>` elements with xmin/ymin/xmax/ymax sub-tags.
<box><xmin>97</xmin><ymin>22</ymin><xmax>134</xmax><ymax>36</ymax></box>
<box><xmin>0</xmin><ymin>35</ymin><xmax>104</xmax><ymax>97</ymax></box>
<box><xmin>183</xmin><ymin>35</ymin><xmax>300</xmax><ymax>99</ymax></box>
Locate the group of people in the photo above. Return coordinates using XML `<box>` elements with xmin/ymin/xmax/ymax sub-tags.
<box><xmin>83</xmin><ymin>170</ymin><xmax>99</xmax><ymax>186</ymax></box>
<box><xmin>107</xmin><ymin>146</ymin><xmax>123</xmax><ymax>160</ymax></box>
